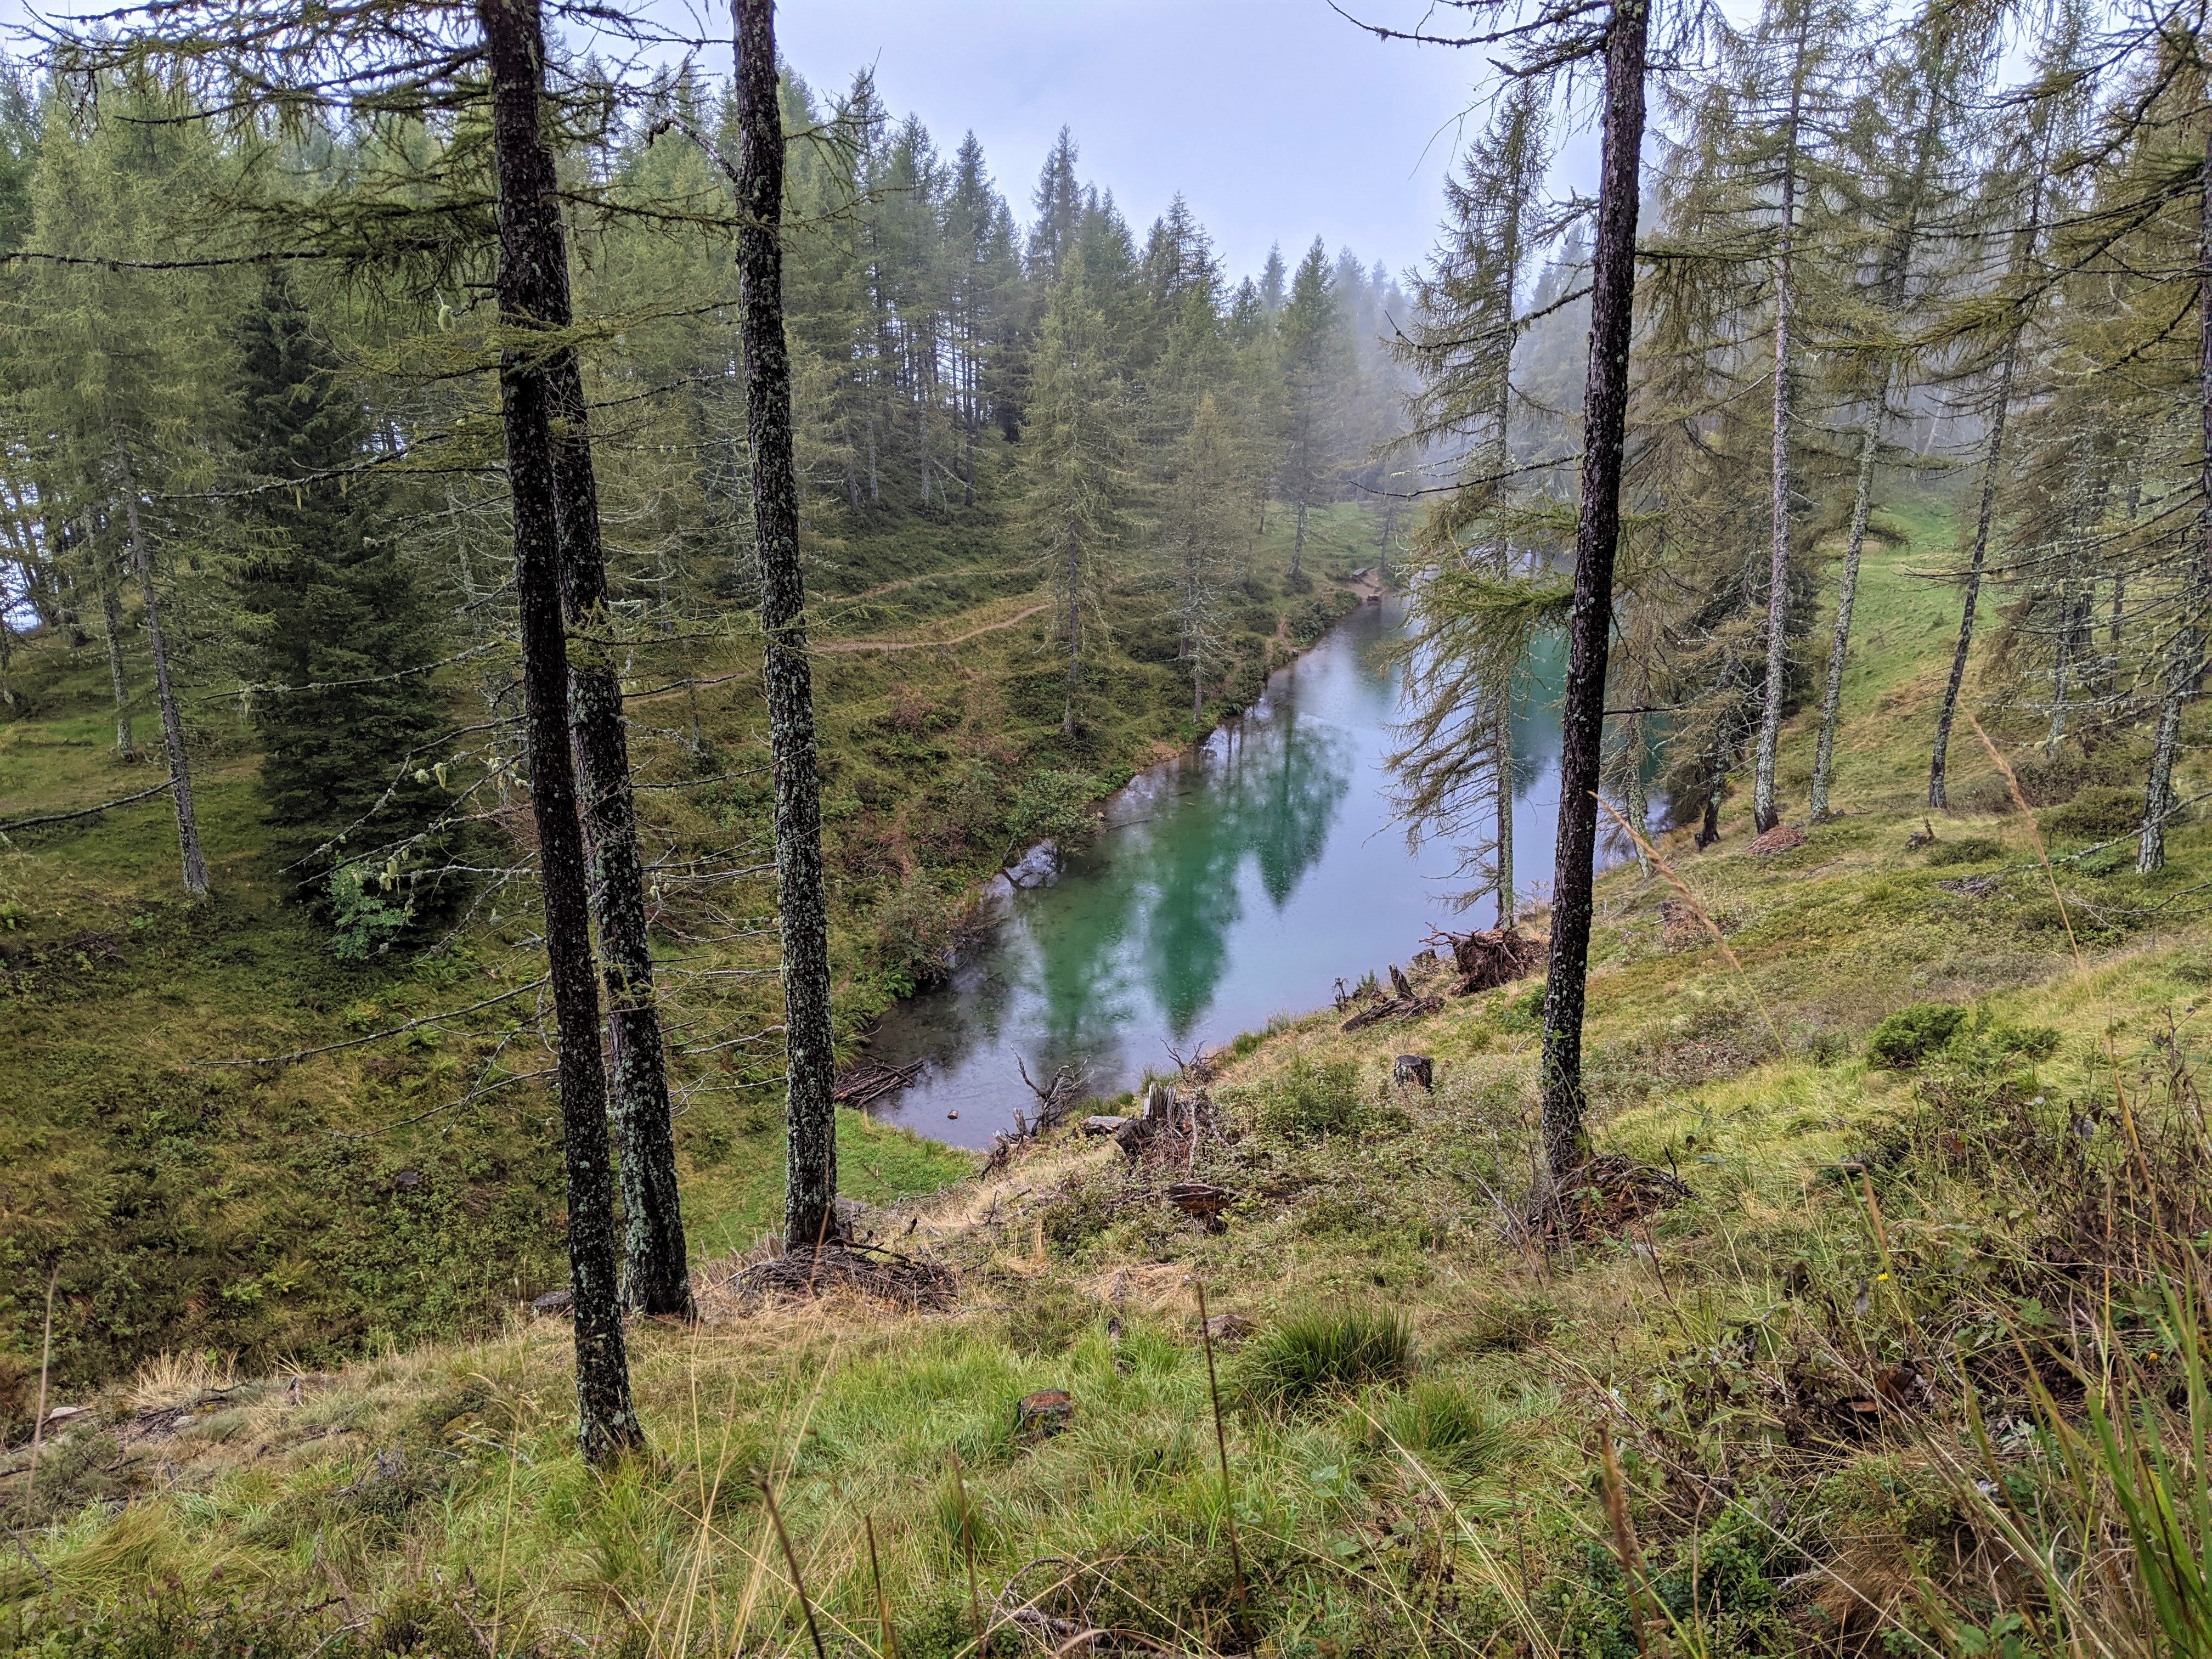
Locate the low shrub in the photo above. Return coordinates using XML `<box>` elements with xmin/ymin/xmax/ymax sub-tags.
<box><xmin>1925</xmin><ymin>836</ymin><xmax>2004</xmax><ymax>866</ymax></box>
<box><xmin>1233</xmin><ymin>1305</ymin><xmax>1414</xmax><ymax>1410</ymax></box>
<box><xmin>1867</xmin><ymin>1002</ymin><xmax>1966</xmax><ymax>1068</ymax></box>
<box><xmin>1249</xmin><ymin>1054</ymin><xmax>1365</xmax><ymax>1138</ymax></box>
<box><xmin>2041</xmin><ymin>785</ymin><xmax>2145</xmax><ymax>843</ymax></box>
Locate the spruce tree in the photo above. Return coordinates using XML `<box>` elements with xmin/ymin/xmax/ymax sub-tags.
<box><xmin>230</xmin><ymin>270</ymin><xmax>447</xmax><ymax>897</ymax></box>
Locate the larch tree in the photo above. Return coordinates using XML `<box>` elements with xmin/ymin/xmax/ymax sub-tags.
<box><xmin>1389</xmin><ymin>77</ymin><xmax>1557</xmax><ymax>925</ymax></box>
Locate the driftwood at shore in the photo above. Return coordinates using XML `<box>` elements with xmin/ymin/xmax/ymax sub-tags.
<box><xmin>1341</xmin><ymin>992</ymin><xmax>1442</xmax><ymax>1032</ymax></box>
<box><xmin>831</xmin><ymin>1059</ymin><xmax>923</xmax><ymax>1108</ymax></box>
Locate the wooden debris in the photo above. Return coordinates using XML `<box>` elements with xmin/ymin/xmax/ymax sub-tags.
<box><xmin>1166</xmin><ymin>1181</ymin><xmax>1234</xmax><ymax>1232</ymax></box>
<box><xmin>1429</xmin><ymin>924</ymin><xmax>1543</xmax><ymax>995</ymax></box>
<box><xmin>1529</xmin><ymin>1154</ymin><xmax>1692</xmax><ymax>1244</ymax></box>
<box><xmin>1014</xmin><ymin>1389</ymin><xmax>1074</xmax><ymax>1441</ymax></box>
<box><xmin>831</xmin><ymin>1059</ymin><xmax>923</xmax><ymax>1108</ymax></box>
<box><xmin>1341</xmin><ymin>993</ymin><xmax>1441</xmax><ymax>1032</ymax></box>
<box><xmin>723</xmin><ymin>1243</ymin><xmax>957</xmax><ymax>1312</ymax></box>
<box><xmin>1392</xmin><ymin>1054</ymin><xmax>1435</xmax><ymax>1092</ymax></box>
<box><xmin>1747</xmin><ymin>822</ymin><xmax>1808</xmax><ymax>856</ymax></box>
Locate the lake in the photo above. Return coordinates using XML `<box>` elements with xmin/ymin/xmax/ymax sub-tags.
<box><xmin>862</xmin><ymin>596</ymin><xmax>1568</xmax><ymax>1148</ymax></box>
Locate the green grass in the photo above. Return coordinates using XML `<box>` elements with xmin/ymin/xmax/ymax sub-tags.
<box><xmin>10</xmin><ymin>483</ymin><xmax>2212</xmax><ymax>1656</ymax></box>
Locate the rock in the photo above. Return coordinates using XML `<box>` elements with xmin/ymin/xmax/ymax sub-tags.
<box><xmin>1015</xmin><ymin>1389</ymin><xmax>1073</xmax><ymax>1440</ymax></box>
<box><xmin>43</xmin><ymin>1404</ymin><xmax>90</xmax><ymax>1426</ymax></box>
<box><xmin>393</xmin><ymin>1169</ymin><xmax>424</xmax><ymax>1192</ymax></box>
<box><xmin>1392</xmin><ymin>1054</ymin><xmax>1435</xmax><ymax>1092</ymax></box>
<box><xmin>1005</xmin><ymin>840</ymin><xmax>1062</xmax><ymax>889</ymax></box>
<box><xmin>1203</xmin><ymin>1313</ymin><xmax>1256</xmax><ymax>1347</ymax></box>
<box><xmin>531</xmin><ymin>1288</ymin><xmax>574</xmax><ymax>1317</ymax></box>
<box><xmin>1081</xmin><ymin>1115</ymin><xmax>1129</xmax><ymax>1137</ymax></box>
<box><xmin>947</xmin><ymin>1109</ymin><xmax>960</xmax><ymax>1120</ymax></box>
<box><xmin>1747</xmin><ymin>823</ymin><xmax>1808</xmax><ymax>856</ymax></box>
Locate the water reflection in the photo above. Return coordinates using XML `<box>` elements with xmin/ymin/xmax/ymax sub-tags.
<box><xmin>864</xmin><ymin>598</ymin><xmax>1563</xmax><ymax>1147</ymax></box>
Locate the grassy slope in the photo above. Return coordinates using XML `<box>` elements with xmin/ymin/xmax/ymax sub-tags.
<box><xmin>0</xmin><ymin>492</ymin><xmax>1373</xmax><ymax>1414</ymax></box>
<box><xmin>9</xmin><ymin>491</ymin><xmax>2207</xmax><ymax>1656</ymax></box>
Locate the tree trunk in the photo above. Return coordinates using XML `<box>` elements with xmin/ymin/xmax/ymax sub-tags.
<box><xmin>735</xmin><ymin>0</ymin><xmax>839</xmax><ymax>1252</ymax></box>
<box><xmin>1538</xmin><ymin>0</ymin><xmax>1648</xmax><ymax>1184</ymax></box>
<box><xmin>98</xmin><ymin>551</ymin><xmax>133</xmax><ymax>758</ymax></box>
<box><xmin>1291</xmin><ymin>501</ymin><xmax>1307</xmax><ymax>577</ymax></box>
<box><xmin>1753</xmin><ymin>30</ymin><xmax>1808</xmax><ymax>837</ymax></box>
<box><xmin>1808</xmin><ymin>416</ymin><xmax>1877</xmax><ymax>821</ymax></box>
<box><xmin>120</xmin><ymin>457</ymin><xmax>207</xmax><ymax>899</ymax></box>
<box><xmin>2141</xmin><ymin>133</ymin><xmax>2212</xmax><ymax>874</ymax></box>
<box><xmin>1495</xmin><ymin>699</ymin><xmax>1516</xmax><ymax>925</ymax></box>
<box><xmin>1928</xmin><ymin>334</ymin><xmax>2015</xmax><ymax>809</ymax></box>
<box><xmin>1062</xmin><ymin>534</ymin><xmax>1082</xmax><ymax>737</ymax></box>
<box><xmin>538</xmin><ymin>244</ymin><xmax>693</xmax><ymax>1322</ymax></box>
<box><xmin>479</xmin><ymin>0</ymin><xmax>642</xmax><ymax>1465</ymax></box>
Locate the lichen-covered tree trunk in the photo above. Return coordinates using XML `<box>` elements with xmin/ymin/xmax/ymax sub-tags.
<box><xmin>1752</xmin><ymin>42</ymin><xmax>1807</xmax><ymax>836</ymax></box>
<box><xmin>735</xmin><ymin>0</ymin><xmax>839</xmax><ymax>1252</ymax></box>
<box><xmin>1539</xmin><ymin>0</ymin><xmax>1649</xmax><ymax>1183</ymax></box>
<box><xmin>120</xmin><ymin>458</ymin><xmax>206</xmax><ymax>898</ymax></box>
<box><xmin>526</xmin><ymin>251</ymin><xmax>692</xmax><ymax>1317</ymax></box>
<box><xmin>1928</xmin><ymin>337</ymin><xmax>2015</xmax><ymax>809</ymax></box>
<box><xmin>97</xmin><ymin>550</ymin><xmax>133</xmax><ymax>758</ymax></box>
<box><xmin>479</xmin><ymin>0</ymin><xmax>642</xmax><ymax>1464</ymax></box>
<box><xmin>2140</xmin><ymin>134</ymin><xmax>2212</xmax><ymax>874</ymax></box>
<box><xmin>1808</xmin><ymin>417</ymin><xmax>1877</xmax><ymax>821</ymax></box>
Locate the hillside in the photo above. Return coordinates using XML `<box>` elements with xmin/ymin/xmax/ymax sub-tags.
<box><xmin>0</xmin><ymin>499</ymin><xmax>1382</xmax><ymax>1412</ymax></box>
<box><xmin>6</xmin><ymin>493</ymin><xmax>2208</xmax><ymax>1656</ymax></box>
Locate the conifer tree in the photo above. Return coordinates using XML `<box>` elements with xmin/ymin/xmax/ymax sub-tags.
<box><xmin>1020</xmin><ymin>251</ymin><xmax>1137</xmax><ymax>737</ymax></box>
<box><xmin>1277</xmin><ymin>238</ymin><xmax>1351</xmax><ymax>578</ymax></box>
<box><xmin>229</xmin><ymin>270</ymin><xmax>447</xmax><ymax>895</ymax></box>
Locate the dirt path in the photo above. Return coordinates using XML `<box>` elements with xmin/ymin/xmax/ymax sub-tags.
<box><xmin>815</xmin><ymin>602</ymin><xmax>1051</xmax><ymax>654</ymax></box>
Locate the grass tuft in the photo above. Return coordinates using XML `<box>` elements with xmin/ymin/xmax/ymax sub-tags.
<box><xmin>1233</xmin><ymin>1305</ymin><xmax>1415</xmax><ymax>1411</ymax></box>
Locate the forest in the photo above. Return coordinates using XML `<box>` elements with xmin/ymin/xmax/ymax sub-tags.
<box><xmin>5</xmin><ymin>0</ymin><xmax>2212</xmax><ymax>1652</ymax></box>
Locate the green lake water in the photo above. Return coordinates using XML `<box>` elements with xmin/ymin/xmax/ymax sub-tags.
<box><xmin>866</xmin><ymin>597</ymin><xmax>1569</xmax><ymax>1147</ymax></box>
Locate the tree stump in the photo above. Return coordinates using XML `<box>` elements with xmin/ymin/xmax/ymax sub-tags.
<box><xmin>1393</xmin><ymin>1054</ymin><xmax>1434</xmax><ymax>1092</ymax></box>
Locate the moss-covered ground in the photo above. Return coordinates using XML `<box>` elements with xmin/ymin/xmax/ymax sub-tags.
<box><xmin>6</xmin><ymin>493</ymin><xmax>2211</xmax><ymax>1656</ymax></box>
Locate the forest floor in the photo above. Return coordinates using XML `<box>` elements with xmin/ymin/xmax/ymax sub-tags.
<box><xmin>7</xmin><ymin>489</ymin><xmax>2212</xmax><ymax>1657</ymax></box>
<box><xmin>0</xmin><ymin>500</ymin><xmax>1376</xmax><ymax>1406</ymax></box>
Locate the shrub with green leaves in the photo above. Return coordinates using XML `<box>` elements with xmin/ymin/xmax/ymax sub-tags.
<box><xmin>1233</xmin><ymin>1305</ymin><xmax>1414</xmax><ymax>1410</ymax></box>
<box><xmin>1866</xmin><ymin>1001</ymin><xmax>1966</xmax><ymax>1068</ymax></box>
<box><xmin>1249</xmin><ymin>1054</ymin><xmax>1365</xmax><ymax>1137</ymax></box>
<box><xmin>326</xmin><ymin>862</ymin><xmax>414</xmax><ymax>961</ymax></box>
<box><xmin>1008</xmin><ymin>769</ymin><xmax>1099</xmax><ymax>847</ymax></box>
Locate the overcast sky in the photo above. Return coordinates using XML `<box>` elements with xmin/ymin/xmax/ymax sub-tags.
<box><xmin>633</xmin><ymin>0</ymin><xmax>1607</xmax><ymax>289</ymax></box>
<box><xmin>0</xmin><ymin>0</ymin><xmax>1609</xmax><ymax>286</ymax></box>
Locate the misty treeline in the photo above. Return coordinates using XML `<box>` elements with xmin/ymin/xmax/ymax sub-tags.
<box><xmin>0</xmin><ymin>0</ymin><xmax>1410</xmax><ymax>1456</ymax></box>
<box><xmin>1390</xmin><ymin>0</ymin><xmax>2212</xmax><ymax>914</ymax></box>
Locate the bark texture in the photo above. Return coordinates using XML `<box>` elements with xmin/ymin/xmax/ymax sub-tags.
<box><xmin>1753</xmin><ymin>32</ymin><xmax>1808</xmax><ymax>836</ymax></box>
<box><xmin>539</xmin><ymin>255</ymin><xmax>692</xmax><ymax>1320</ymax></box>
<box><xmin>120</xmin><ymin>458</ymin><xmax>207</xmax><ymax>898</ymax></box>
<box><xmin>1928</xmin><ymin>337</ymin><xmax>2013</xmax><ymax>809</ymax></box>
<box><xmin>1539</xmin><ymin>0</ymin><xmax>1649</xmax><ymax>1182</ymax></box>
<box><xmin>479</xmin><ymin>0</ymin><xmax>642</xmax><ymax>1464</ymax></box>
<box><xmin>734</xmin><ymin>0</ymin><xmax>839</xmax><ymax>1252</ymax></box>
<box><xmin>98</xmin><ymin>549</ymin><xmax>133</xmax><ymax>758</ymax></box>
<box><xmin>2141</xmin><ymin>133</ymin><xmax>2212</xmax><ymax>873</ymax></box>
<box><xmin>1808</xmin><ymin>420</ymin><xmax>1877</xmax><ymax>822</ymax></box>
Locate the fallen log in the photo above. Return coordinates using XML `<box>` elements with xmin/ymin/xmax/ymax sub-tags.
<box><xmin>1341</xmin><ymin>994</ymin><xmax>1442</xmax><ymax>1032</ymax></box>
<box><xmin>831</xmin><ymin>1059</ymin><xmax>923</xmax><ymax>1107</ymax></box>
